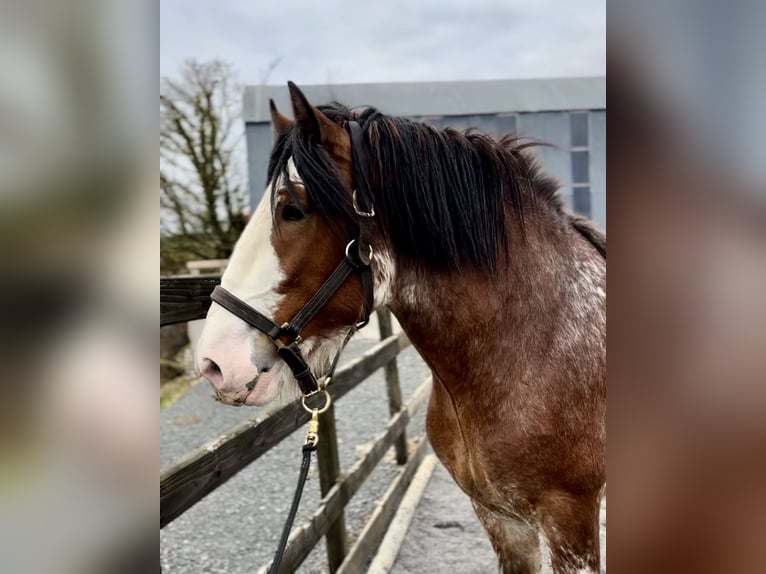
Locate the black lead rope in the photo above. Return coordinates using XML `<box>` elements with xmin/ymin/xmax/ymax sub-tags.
<box><xmin>269</xmin><ymin>443</ymin><xmax>315</xmax><ymax>574</ymax></box>
<box><xmin>267</xmin><ymin>325</ymin><xmax>356</xmax><ymax>574</ymax></box>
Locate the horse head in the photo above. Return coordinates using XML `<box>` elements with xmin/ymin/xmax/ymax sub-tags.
<box><xmin>195</xmin><ymin>83</ymin><xmax>383</xmax><ymax>406</ymax></box>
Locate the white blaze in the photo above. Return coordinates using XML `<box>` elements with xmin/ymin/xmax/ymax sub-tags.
<box><xmin>195</xmin><ymin>187</ymin><xmax>287</xmax><ymax>405</ymax></box>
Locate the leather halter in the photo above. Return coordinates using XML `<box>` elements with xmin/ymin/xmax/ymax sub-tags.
<box><xmin>210</xmin><ymin>121</ymin><xmax>375</xmax><ymax>396</ymax></box>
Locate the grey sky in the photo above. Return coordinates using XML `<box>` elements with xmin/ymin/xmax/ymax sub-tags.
<box><xmin>160</xmin><ymin>0</ymin><xmax>605</xmax><ymax>85</ymax></box>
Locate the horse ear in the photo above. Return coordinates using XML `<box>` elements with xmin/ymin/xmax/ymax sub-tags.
<box><xmin>269</xmin><ymin>99</ymin><xmax>293</xmax><ymax>138</ymax></box>
<box><xmin>287</xmin><ymin>81</ymin><xmax>346</xmax><ymax>148</ymax></box>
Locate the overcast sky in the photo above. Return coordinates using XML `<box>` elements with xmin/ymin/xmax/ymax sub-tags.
<box><xmin>160</xmin><ymin>0</ymin><xmax>605</xmax><ymax>85</ymax></box>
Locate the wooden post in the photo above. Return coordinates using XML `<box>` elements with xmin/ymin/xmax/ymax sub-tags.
<box><xmin>377</xmin><ymin>308</ymin><xmax>408</xmax><ymax>464</ymax></box>
<box><xmin>316</xmin><ymin>404</ymin><xmax>348</xmax><ymax>572</ymax></box>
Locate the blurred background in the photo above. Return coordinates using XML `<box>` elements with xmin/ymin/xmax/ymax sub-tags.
<box><xmin>0</xmin><ymin>0</ymin><xmax>156</xmax><ymax>572</ymax></box>
<box><xmin>609</xmin><ymin>2</ymin><xmax>766</xmax><ymax>572</ymax></box>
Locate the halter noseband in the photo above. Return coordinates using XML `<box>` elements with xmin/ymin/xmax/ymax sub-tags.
<box><xmin>210</xmin><ymin>121</ymin><xmax>375</xmax><ymax>396</ymax></box>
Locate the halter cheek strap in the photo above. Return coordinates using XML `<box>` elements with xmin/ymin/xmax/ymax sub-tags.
<box><xmin>210</xmin><ymin>239</ymin><xmax>373</xmax><ymax>395</ymax></box>
<box><xmin>210</xmin><ymin>121</ymin><xmax>375</xmax><ymax>396</ymax></box>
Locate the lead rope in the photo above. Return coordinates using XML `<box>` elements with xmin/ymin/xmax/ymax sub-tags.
<box><xmin>267</xmin><ymin>326</ymin><xmax>357</xmax><ymax>574</ymax></box>
<box><xmin>269</xmin><ymin>439</ymin><xmax>315</xmax><ymax>574</ymax></box>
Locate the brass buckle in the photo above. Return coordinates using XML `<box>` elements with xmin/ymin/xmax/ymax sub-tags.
<box><xmin>301</xmin><ymin>388</ymin><xmax>332</xmax><ymax>415</ymax></box>
<box><xmin>301</xmin><ymin>389</ymin><xmax>331</xmax><ymax>447</ymax></box>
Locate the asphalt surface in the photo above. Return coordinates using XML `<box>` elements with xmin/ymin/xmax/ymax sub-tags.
<box><xmin>161</xmin><ymin>332</ymin><xmax>606</xmax><ymax>573</ymax></box>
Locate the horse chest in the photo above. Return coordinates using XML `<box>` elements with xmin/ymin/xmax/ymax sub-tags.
<box><xmin>426</xmin><ymin>376</ymin><xmax>531</xmax><ymax>514</ymax></box>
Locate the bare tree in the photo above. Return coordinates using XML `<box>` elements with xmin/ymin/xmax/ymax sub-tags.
<box><xmin>160</xmin><ymin>59</ymin><xmax>247</xmax><ymax>270</ymax></box>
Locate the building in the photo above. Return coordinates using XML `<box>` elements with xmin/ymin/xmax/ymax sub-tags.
<box><xmin>243</xmin><ymin>77</ymin><xmax>605</xmax><ymax>228</ymax></box>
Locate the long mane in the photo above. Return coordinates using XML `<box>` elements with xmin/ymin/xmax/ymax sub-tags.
<box><xmin>267</xmin><ymin>103</ymin><xmax>562</xmax><ymax>272</ymax></box>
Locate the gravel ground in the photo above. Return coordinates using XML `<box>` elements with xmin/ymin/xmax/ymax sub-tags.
<box><xmin>161</xmin><ymin>330</ymin><xmax>606</xmax><ymax>574</ymax></box>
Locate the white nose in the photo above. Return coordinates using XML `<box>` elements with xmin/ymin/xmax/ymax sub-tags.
<box><xmin>195</xmin><ymin>319</ymin><xmax>278</xmax><ymax>405</ymax></box>
<box><xmin>197</xmin><ymin>352</ymin><xmax>260</xmax><ymax>405</ymax></box>
<box><xmin>198</xmin><ymin>355</ymin><xmax>273</xmax><ymax>391</ymax></box>
<box><xmin>196</xmin><ymin>298</ymin><xmax>281</xmax><ymax>405</ymax></box>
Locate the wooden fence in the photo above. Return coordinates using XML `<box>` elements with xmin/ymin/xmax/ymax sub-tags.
<box><xmin>160</xmin><ymin>276</ymin><xmax>431</xmax><ymax>573</ymax></box>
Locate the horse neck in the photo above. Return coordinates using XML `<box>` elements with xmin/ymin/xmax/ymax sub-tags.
<box><xmin>384</xmin><ymin>213</ymin><xmax>604</xmax><ymax>402</ymax></box>
<box><xmin>388</xmin><ymin>260</ymin><xmax>525</xmax><ymax>392</ymax></box>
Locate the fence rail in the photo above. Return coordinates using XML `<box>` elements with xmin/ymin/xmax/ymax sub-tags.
<box><xmin>160</xmin><ymin>274</ymin><xmax>431</xmax><ymax>574</ymax></box>
<box><xmin>160</xmin><ymin>332</ymin><xmax>411</xmax><ymax>528</ymax></box>
<box><xmin>160</xmin><ymin>276</ymin><xmax>220</xmax><ymax>326</ymax></box>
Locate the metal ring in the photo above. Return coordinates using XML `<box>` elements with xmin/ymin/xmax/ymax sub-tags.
<box><xmin>352</xmin><ymin>190</ymin><xmax>375</xmax><ymax>217</ymax></box>
<box><xmin>345</xmin><ymin>239</ymin><xmax>374</xmax><ymax>261</ymax></box>
<box><xmin>301</xmin><ymin>389</ymin><xmax>332</xmax><ymax>414</ymax></box>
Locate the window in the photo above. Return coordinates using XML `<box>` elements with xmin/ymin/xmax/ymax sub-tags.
<box><xmin>470</xmin><ymin>114</ymin><xmax>498</xmax><ymax>136</ymax></box>
<box><xmin>421</xmin><ymin>116</ymin><xmax>445</xmax><ymax>128</ymax></box>
<box><xmin>573</xmin><ymin>186</ymin><xmax>592</xmax><ymax>218</ymax></box>
<box><xmin>570</xmin><ymin>111</ymin><xmax>591</xmax><ymax>217</ymax></box>
<box><xmin>442</xmin><ymin>115</ymin><xmax>469</xmax><ymax>130</ymax></box>
<box><xmin>570</xmin><ymin>112</ymin><xmax>589</xmax><ymax>148</ymax></box>
<box><xmin>496</xmin><ymin>114</ymin><xmax>517</xmax><ymax>137</ymax></box>
<box><xmin>572</xmin><ymin>150</ymin><xmax>590</xmax><ymax>184</ymax></box>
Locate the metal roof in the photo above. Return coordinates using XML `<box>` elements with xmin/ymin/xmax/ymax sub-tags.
<box><xmin>243</xmin><ymin>77</ymin><xmax>605</xmax><ymax>123</ymax></box>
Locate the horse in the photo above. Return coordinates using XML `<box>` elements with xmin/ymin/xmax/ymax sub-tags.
<box><xmin>196</xmin><ymin>82</ymin><xmax>606</xmax><ymax>574</ymax></box>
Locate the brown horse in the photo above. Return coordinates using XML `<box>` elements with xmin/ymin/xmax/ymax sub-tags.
<box><xmin>196</xmin><ymin>83</ymin><xmax>606</xmax><ymax>573</ymax></box>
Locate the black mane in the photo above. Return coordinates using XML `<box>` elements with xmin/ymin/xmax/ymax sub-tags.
<box><xmin>267</xmin><ymin>103</ymin><xmax>561</xmax><ymax>272</ymax></box>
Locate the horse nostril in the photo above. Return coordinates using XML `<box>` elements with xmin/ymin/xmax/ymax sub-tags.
<box><xmin>200</xmin><ymin>358</ymin><xmax>224</xmax><ymax>390</ymax></box>
<box><xmin>260</xmin><ymin>366</ymin><xmax>270</xmax><ymax>373</ymax></box>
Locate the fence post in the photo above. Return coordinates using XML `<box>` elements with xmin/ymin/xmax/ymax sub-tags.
<box><xmin>316</xmin><ymin>404</ymin><xmax>348</xmax><ymax>572</ymax></box>
<box><xmin>377</xmin><ymin>307</ymin><xmax>408</xmax><ymax>464</ymax></box>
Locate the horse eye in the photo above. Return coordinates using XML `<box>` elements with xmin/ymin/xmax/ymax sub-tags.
<box><xmin>282</xmin><ymin>205</ymin><xmax>306</xmax><ymax>222</ymax></box>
